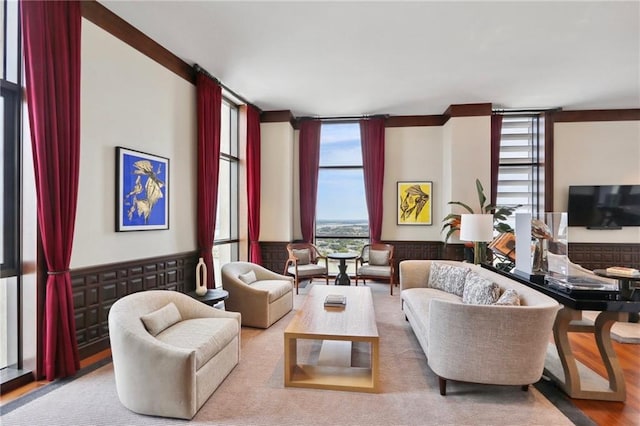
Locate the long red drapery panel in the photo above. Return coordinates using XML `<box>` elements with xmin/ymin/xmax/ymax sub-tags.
<box><xmin>196</xmin><ymin>72</ymin><xmax>222</xmax><ymax>287</ymax></box>
<box><xmin>360</xmin><ymin>118</ymin><xmax>386</xmax><ymax>243</ymax></box>
<box><xmin>298</xmin><ymin>120</ymin><xmax>322</xmax><ymax>243</ymax></box>
<box><xmin>246</xmin><ymin>105</ymin><xmax>262</xmax><ymax>264</ymax></box>
<box><xmin>21</xmin><ymin>0</ymin><xmax>81</xmax><ymax>380</ymax></box>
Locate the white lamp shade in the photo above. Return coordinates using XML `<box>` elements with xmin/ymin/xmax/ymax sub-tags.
<box><xmin>460</xmin><ymin>214</ymin><xmax>494</xmax><ymax>242</ymax></box>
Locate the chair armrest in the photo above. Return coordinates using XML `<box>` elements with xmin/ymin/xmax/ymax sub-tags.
<box><xmin>399</xmin><ymin>260</ymin><xmax>431</xmax><ymax>290</ymax></box>
<box><xmin>254</xmin><ymin>267</ymin><xmax>294</xmax><ymax>282</ymax></box>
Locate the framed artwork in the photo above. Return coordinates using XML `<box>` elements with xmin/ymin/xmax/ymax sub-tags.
<box><xmin>116</xmin><ymin>147</ymin><xmax>169</xmax><ymax>231</ymax></box>
<box><xmin>397</xmin><ymin>181</ymin><xmax>432</xmax><ymax>225</ymax></box>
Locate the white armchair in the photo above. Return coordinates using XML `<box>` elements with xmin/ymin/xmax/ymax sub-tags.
<box><xmin>222</xmin><ymin>261</ymin><xmax>294</xmax><ymax>328</ymax></box>
<box><xmin>108</xmin><ymin>290</ymin><xmax>241</xmax><ymax>419</ymax></box>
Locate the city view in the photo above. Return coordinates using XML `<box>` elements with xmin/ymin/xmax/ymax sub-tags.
<box><xmin>316</xmin><ymin>220</ymin><xmax>369</xmax><ymax>274</ymax></box>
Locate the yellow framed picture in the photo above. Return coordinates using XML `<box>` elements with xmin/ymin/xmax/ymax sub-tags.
<box><xmin>397</xmin><ymin>181</ymin><xmax>432</xmax><ymax>225</ymax></box>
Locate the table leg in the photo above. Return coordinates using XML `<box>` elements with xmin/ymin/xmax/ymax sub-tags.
<box><xmin>335</xmin><ymin>259</ymin><xmax>351</xmax><ymax>285</ymax></box>
<box><xmin>545</xmin><ymin>307</ymin><xmax>628</xmax><ymax>401</ymax></box>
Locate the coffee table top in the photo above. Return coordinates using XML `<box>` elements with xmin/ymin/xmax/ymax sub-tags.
<box><xmin>285</xmin><ymin>285</ymin><xmax>378</xmax><ymax>340</ymax></box>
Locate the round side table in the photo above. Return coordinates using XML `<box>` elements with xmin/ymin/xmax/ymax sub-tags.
<box><xmin>186</xmin><ymin>288</ymin><xmax>229</xmax><ymax>308</ymax></box>
<box><xmin>327</xmin><ymin>252</ymin><xmax>358</xmax><ymax>286</ymax></box>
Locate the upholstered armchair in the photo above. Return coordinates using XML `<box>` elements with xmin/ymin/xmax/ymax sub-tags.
<box><xmin>221</xmin><ymin>261</ymin><xmax>294</xmax><ymax>328</ymax></box>
<box><xmin>108</xmin><ymin>290</ymin><xmax>241</xmax><ymax>419</ymax></box>
<box><xmin>355</xmin><ymin>243</ymin><xmax>396</xmax><ymax>295</ymax></box>
<box><xmin>284</xmin><ymin>242</ymin><xmax>329</xmax><ymax>294</ymax></box>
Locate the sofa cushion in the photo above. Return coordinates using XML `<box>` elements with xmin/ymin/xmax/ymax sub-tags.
<box><xmin>156</xmin><ymin>317</ymin><xmax>239</xmax><ymax>370</ymax></box>
<box><xmin>462</xmin><ymin>272</ymin><xmax>500</xmax><ymax>304</ymax></box>
<box><xmin>293</xmin><ymin>248</ymin><xmax>310</xmax><ymax>265</ymax></box>
<box><xmin>369</xmin><ymin>249</ymin><xmax>390</xmax><ymax>266</ymax></box>
<box><xmin>428</xmin><ymin>262</ymin><xmax>469</xmax><ymax>297</ymax></box>
<box><xmin>287</xmin><ymin>263</ymin><xmax>326</xmax><ymax>277</ymax></box>
<box><xmin>250</xmin><ymin>280</ymin><xmax>292</xmax><ymax>302</ymax></box>
<box><xmin>140</xmin><ymin>302</ymin><xmax>182</xmax><ymax>337</ymax></box>
<box><xmin>238</xmin><ymin>270</ymin><xmax>257</xmax><ymax>284</ymax></box>
<box><xmin>494</xmin><ymin>288</ymin><xmax>521</xmax><ymax>306</ymax></box>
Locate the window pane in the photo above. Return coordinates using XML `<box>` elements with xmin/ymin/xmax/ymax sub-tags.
<box><xmin>319</xmin><ymin>122</ymin><xmax>362</xmax><ymax>166</ymax></box>
<box><xmin>213</xmin><ymin>242</ymin><xmax>238</xmax><ymax>289</ymax></box>
<box><xmin>215</xmin><ymin>158</ymin><xmax>231</xmax><ymax>241</ymax></box>
<box><xmin>220</xmin><ymin>102</ymin><xmax>230</xmax><ymax>155</ymax></box>
<box><xmin>316</xmin><ymin>169</ymin><xmax>367</xmax><ymax>223</ymax></box>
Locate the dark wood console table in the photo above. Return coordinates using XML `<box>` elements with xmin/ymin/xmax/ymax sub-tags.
<box><xmin>483</xmin><ymin>264</ymin><xmax>640</xmax><ymax>402</ymax></box>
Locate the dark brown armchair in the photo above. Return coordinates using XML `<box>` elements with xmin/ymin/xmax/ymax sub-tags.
<box><xmin>283</xmin><ymin>243</ymin><xmax>329</xmax><ymax>294</ymax></box>
<box><xmin>355</xmin><ymin>243</ymin><xmax>396</xmax><ymax>295</ymax></box>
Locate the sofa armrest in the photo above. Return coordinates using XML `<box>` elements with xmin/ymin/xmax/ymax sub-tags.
<box><xmin>426</xmin><ymin>298</ymin><xmax>558</xmax><ymax>385</ymax></box>
<box><xmin>399</xmin><ymin>260</ymin><xmax>431</xmax><ymax>291</ymax></box>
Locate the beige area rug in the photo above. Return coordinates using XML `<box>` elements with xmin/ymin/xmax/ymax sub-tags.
<box><xmin>581</xmin><ymin>311</ymin><xmax>640</xmax><ymax>344</ymax></box>
<box><xmin>2</xmin><ymin>282</ymin><xmax>579</xmax><ymax>426</ymax></box>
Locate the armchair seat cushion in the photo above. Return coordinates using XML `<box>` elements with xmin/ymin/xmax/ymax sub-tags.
<box><xmin>287</xmin><ymin>263</ymin><xmax>327</xmax><ymax>277</ymax></box>
<box><xmin>357</xmin><ymin>265</ymin><xmax>391</xmax><ymax>278</ymax></box>
<box><xmin>156</xmin><ymin>317</ymin><xmax>239</xmax><ymax>370</ymax></box>
<box><xmin>251</xmin><ymin>280</ymin><xmax>293</xmax><ymax>302</ymax></box>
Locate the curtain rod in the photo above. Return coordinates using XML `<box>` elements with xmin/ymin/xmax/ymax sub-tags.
<box><xmin>493</xmin><ymin>107</ymin><xmax>562</xmax><ymax>114</ymax></box>
<box><xmin>193</xmin><ymin>63</ymin><xmax>261</xmax><ymax>113</ymax></box>
<box><xmin>297</xmin><ymin>114</ymin><xmax>389</xmax><ymax>122</ymax></box>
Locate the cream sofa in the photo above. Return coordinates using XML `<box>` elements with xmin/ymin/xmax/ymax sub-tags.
<box><xmin>400</xmin><ymin>260</ymin><xmax>559</xmax><ymax>395</ymax></box>
<box><xmin>108</xmin><ymin>290</ymin><xmax>241</xmax><ymax>419</ymax></box>
<box><xmin>221</xmin><ymin>261</ymin><xmax>294</xmax><ymax>328</ymax></box>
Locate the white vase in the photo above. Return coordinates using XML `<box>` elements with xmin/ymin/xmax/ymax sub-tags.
<box><xmin>195</xmin><ymin>257</ymin><xmax>208</xmax><ymax>296</ymax></box>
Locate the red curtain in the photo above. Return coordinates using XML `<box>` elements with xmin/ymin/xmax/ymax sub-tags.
<box><xmin>490</xmin><ymin>114</ymin><xmax>503</xmax><ymax>207</ymax></box>
<box><xmin>196</xmin><ymin>72</ymin><xmax>222</xmax><ymax>287</ymax></box>
<box><xmin>298</xmin><ymin>120</ymin><xmax>322</xmax><ymax>243</ymax></box>
<box><xmin>360</xmin><ymin>118</ymin><xmax>386</xmax><ymax>243</ymax></box>
<box><xmin>21</xmin><ymin>0</ymin><xmax>81</xmax><ymax>380</ymax></box>
<box><xmin>246</xmin><ymin>105</ymin><xmax>262</xmax><ymax>264</ymax></box>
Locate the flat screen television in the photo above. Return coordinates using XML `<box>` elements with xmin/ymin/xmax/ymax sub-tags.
<box><xmin>568</xmin><ymin>185</ymin><xmax>640</xmax><ymax>228</ymax></box>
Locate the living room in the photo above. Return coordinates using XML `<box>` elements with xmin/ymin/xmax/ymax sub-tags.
<box><xmin>1</xmin><ymin>1</ymin><xmax>639</xmax><ymax>425</ymax></box>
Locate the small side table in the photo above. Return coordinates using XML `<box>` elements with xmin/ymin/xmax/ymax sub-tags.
<box><xmin>186</xmin><ymin>288</ymin><xmax>229</xmax><ymax>308</ymax></box>
<box><xmin>327</xmin><ymin>252</ymin><xmax>358</xmax><ymax>286</ymax></box>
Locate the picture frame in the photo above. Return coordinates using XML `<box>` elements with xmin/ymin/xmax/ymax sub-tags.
<box><xmin>116</xmin><ymin>147</ymin><xmax>169</xmax><ymax>231</ymax></box>
<box><xmin>397</xmin><ymin>181</ymin><xmax>432</xmax><ymax>225</ymax></box>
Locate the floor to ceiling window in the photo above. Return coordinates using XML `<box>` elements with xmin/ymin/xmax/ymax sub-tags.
<box><xmin>1</xmin><ymin>0</ymin><xmax>22</xmax><ymax>382</ymax></box>
<box><xmin>315</xmin><ymin>122</ymin><xmax>368</xmax><ymax>274</ymax></box>
<box><xmin>213</xmin><ymin>98</ymin><xmax>239</xmax><ymax>286</ymax></box>
<box><xmin>496</xmin><ymin>114</ymin><xmax>545</xmax><ymax>229</ymax></box>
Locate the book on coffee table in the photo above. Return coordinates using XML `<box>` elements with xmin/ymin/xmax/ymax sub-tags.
<box><xmin>324</xmin><ymin>294</ymin><xmax>347</xmax><ymax>307</ymax></box>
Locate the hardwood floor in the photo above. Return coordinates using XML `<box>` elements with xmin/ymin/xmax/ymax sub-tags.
<box><xmin>1</xmin><ymin>339</ymin><xmax>638</xmax><ymax>425</ymax></box>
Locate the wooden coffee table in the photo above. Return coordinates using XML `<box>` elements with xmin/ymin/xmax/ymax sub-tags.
<box><xmin>284</xmin><ymin>285</ymin><xmax>379</xmax><ymax>393</ymax></box>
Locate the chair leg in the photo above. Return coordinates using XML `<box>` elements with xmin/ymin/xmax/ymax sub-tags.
<box><xmin>521</xmin><ymin>384</ymin><xmax>529</xmax><ymax>392</ymax></box>
<box><xmin>295</xmin><ymin>277</ymin><xmax>299</xmax><ymax>295</ymax></box>
<box><xmin>438</xmin><ymin>377</ymin><xmax>447</xmax><ymax>396</ymax></box>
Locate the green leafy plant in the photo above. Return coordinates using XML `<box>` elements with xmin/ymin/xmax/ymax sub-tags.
<box><xmin>442</xmin><ymin>179</ymin><xmax>520</xmax><ymax>244</ymax></box>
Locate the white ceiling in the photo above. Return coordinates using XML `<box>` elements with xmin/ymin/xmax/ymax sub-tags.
<box><xmin>100</xmin><ymin>1</ymin><xmax>640</xmax><ymax>117</ymax></box>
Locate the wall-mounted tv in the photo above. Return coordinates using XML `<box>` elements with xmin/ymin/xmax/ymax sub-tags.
<box><xmin>568</xmin><ymin>185</ymin><xmax>640</xmax><ymax>228</ymax></box>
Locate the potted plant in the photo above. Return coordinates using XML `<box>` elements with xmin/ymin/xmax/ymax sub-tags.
<box><xmin>442</xmin><ymin>179</ymin><xmax>520</xmax><ymax>262</ymax></box>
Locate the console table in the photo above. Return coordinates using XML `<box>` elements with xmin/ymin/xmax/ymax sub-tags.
<box><xmin>484</xmin><ymin>264</ymin><xmax>640</xmax><ymax>402</ymax></box>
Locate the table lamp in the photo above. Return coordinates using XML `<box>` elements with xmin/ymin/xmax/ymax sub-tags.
<box><xmin>460</xmin><ymin>214</ymin><xmax>494</xmax><ymax>264</ymax></box>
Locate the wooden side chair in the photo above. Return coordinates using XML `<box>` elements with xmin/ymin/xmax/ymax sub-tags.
<box><xmin>283</xmin><ymin>242</ymin><xmax>329</xmax><ymax>294</ymax></box>
<box><xmin>355</xmin><ymin>243</ymin><xmax>396</xmax><ymax>295</ymax></box>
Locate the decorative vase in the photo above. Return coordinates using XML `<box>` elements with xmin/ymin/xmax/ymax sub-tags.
<box><xmin>195</xmin><ymin>257</ymin><xmax>208</xmax><ymax>296</ymax></box>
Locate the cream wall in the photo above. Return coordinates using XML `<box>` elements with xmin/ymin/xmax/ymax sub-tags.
<box><xmin>383</xmin><ymin>126</ymin><xmax>443</xmax><ymax>241</ymax></box>
<box><xmin>554</xmin><ymin>120</ymin><xmax>640</xmax><ymax>243</ymax></box>
<box><xmin>72</xmin><ymin>19</ymin><xmax>197</xmax><ymax>268</ymax></box>
<box><xmin>260</xmin><ymin>122</ymin><xmax>295</xmax><ymax>241</ymax></box>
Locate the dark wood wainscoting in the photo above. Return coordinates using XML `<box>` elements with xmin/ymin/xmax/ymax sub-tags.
<box><xmin>259</xmin><ymin>241</ymin><xmax>290</xmax><ymax>274</ymax></box>
<box><xmin>568</xmin><ymin>242</ymin><xmax>640</xmax><ymax>271</ymax></box>
<box><xmin>71</xmin><ymin>251</ymin><xmax>199</xmax><ymax>359</ymax></box>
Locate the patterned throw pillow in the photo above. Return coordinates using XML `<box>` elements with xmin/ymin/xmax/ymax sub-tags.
<box><xmin>238</xmin><ymin>270</ymin><xmax>257</xmax><ymax>284</ymax></box>
<box><xmin>462</xmin><ymin>272</ymin><xmax>500</xmax><ymax>305</ymax></box>
<box><xmin>494</xmin><ymin>288</ymin><xmax>521</xmax><ymax>306</ymax></box>
<box><xmin>428</xmin><ymin>262</ymin><xmax>469</xmax><ymax>297</ymax></box>
<box><xmin>292</xmin><ymin>249</ymin><xmax>311</xmax><ymax>265</ymax></box>
<box><xmin>369</xmin><ymin>249</ymin><xmax>390</xmax><ymax>266</ymax></box>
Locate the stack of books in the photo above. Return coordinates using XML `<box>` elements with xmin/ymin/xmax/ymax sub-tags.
<box><xmin>324</xmin><ymin>294</ymin><xmax>347</xmax><ymax>307</ymax></box>
<box><xmin>606</xmin><ymin>266</ymin><xmax>640</xmax><ymax>278</ymax></box>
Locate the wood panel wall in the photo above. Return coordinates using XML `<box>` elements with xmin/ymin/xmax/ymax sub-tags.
<box><xmin>71</xmin><ymin>251</ymin><xmax>199</xmax><ymax>359</ymax></box>
<box><xmin>568</xmin><ymin>243</ymin><xmax>640</xmax><ymax>271</ymax></box>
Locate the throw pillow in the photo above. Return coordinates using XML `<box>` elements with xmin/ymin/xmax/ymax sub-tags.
<box><xmin>494</xmin><ymin>288</ymin><xmax>521</xmax><ymax>306</ymax></box>
<box><xmin>292</xmin><ymin>248</ymin><xmax>311</xmax><ymax>265</ymax></box>
<box><xmin>238</xmin><ymin>270</ymin><xmax>257</xmax><ymax>284</ymax></box>
<box><xmin>369</xmin><ymin>249</ymin><xmax>390</xmax><ymax>266</ymax></box>
<box><xmin>140</xmin><ymin>302</ymin><xmax>182</xmax><ymax>336</ymax></box>
<box><xmin>428</xmin><ymin>262</ymin><xmax>469</xmax><ymax>297</ymax></box>
<box><xmin>462</xmin><ymin>272</ymin><xmax>500</xmax><ymax>305</ymax></box>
